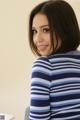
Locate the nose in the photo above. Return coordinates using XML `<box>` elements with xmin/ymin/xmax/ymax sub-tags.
<box><xmin>34</xmin><ymin>32</ymin><xmax>43</xmax><ymax>44</ymax></box>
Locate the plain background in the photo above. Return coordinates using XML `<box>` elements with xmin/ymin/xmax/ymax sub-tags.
<box><xmin>0</xmin><ymin>0</ymin><xmax>80</xmax><ymax>120</ymax></box>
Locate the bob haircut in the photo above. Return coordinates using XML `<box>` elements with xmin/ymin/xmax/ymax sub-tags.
<box><xmin>29</xmin><ymin>0</ymin><xmax>80</xmax><ymax>56</ymax></box>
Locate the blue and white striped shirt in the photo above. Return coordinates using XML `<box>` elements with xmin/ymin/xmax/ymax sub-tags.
<box><xmin>29</xmin><ymin>50</ymin><xmax>80</xmax><ymax>120</ymax></box>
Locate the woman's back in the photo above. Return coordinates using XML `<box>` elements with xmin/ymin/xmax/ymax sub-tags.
<box><xmin>48</xmin><ymin>50</ymin><xmax>80</xmax><ymax>119</ymax></box>
<box><xmin>30</xmin><ymin>50</ymin><xmax>80</xmax><ymax>120</ymax></box>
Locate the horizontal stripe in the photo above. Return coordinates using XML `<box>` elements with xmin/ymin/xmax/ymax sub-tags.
<box><xmin>29</xmin><ymin>50</ymin><xmax>80</xmax><ymax>120</ymax></box>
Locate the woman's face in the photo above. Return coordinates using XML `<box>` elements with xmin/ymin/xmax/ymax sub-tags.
<box><xmin>32</xmin><ymin>13</ymin><xmax>53</xmax><ymax>56</ymax></box>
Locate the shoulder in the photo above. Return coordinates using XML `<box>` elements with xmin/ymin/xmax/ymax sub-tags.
<box><xmin>32</xmin><ymin>56</ymin><xmax>52</xmax><ymax>76</ymax></box>
<box><xmin>32</xmin><ymin>56</ymin><xmax>51</xmax><ymax>69</ymax></box>
<box><xmin>48</xmin><ymin>50</ymin><xmax>80</xmax><ymax>63</ymax></box>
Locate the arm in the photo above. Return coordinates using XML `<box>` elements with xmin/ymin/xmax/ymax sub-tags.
<box><xmin>29</xmin><ymin>57</ymin><xmax>51</xmax><ymax>120</ymax></box>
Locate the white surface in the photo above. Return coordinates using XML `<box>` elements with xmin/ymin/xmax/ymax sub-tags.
<box><xmin>0</xmin><ymin>113</ymin><xmax>14</xmax><ymax>120</ymax></box>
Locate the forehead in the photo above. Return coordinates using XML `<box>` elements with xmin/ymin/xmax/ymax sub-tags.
<box><xmin>32</xmin><ymin>13</ymin><xmax>49</xmax><ymax>28</ymax></box>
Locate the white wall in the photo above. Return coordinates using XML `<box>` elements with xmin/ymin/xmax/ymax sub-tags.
<box><xmin>0</xmin><ymin>0</ymin><xmax>80</xmax><ymax>120</ymax></box>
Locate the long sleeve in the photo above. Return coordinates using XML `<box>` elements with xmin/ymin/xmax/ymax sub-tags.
<box><xmin>29</xmin><ymin>57</ymin><xmax>51</xmax><ymax>120</ymax></box>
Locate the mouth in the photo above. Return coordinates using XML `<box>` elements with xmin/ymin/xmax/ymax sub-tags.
<box><xmin>37</xmin><ymin>45</ymin><xmax>48</xmax><ymax>51</ymax></box>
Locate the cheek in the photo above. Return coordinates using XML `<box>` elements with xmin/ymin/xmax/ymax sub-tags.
<box><xmin>33</xmin><ymin>37</ymin><xmax>36</xmax><ymax>45</ymax></box>
<box><xmin>48</xmin><ymin>39</ymin><xmax>53</xmax><ymax>52</ymax></box>
<box><xmin>45</xmin><ymin>34</ymin><xmax>51</xmax><ymax>43</ymax></box>
<box><xmin>48</xmin><ymin>38</ymin><xmax>52</xmax><ymax>47</ymax></box>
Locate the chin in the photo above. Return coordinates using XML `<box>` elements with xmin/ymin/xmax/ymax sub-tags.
<box><xmin>40</xmin><ymin>52</ymin><xmax>49</xmax><ymax>56</ymax></box>
<box><xmin>39</xmin><ymin>49</ymin><xmax>52</xmax><ymax>56</ymax></box>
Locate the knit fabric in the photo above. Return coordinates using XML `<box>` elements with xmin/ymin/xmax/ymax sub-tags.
<box><xmin>29</xmin><ymin>50</ymin><xmax>80</xmax><ymax>120</ymax></box>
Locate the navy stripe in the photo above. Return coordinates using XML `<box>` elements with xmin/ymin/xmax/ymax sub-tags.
<box><xmin>29</xmin><ymin>51</ymin><xmax>80</xmax><ymax>120</ymax></box>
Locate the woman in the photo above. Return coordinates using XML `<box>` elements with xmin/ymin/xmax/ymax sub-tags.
<box><xmin>28</xmin><ymin>0</ymin><xmax>80</xmax><ymax>119</ymax></box>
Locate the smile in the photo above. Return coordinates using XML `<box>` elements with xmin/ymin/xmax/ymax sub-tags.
<box><xmin>37</xmin><ymin>45</ymin><xmax>48</xmax><ymax>51</ymax></box>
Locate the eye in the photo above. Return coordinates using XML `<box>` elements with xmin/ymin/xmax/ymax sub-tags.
<box><xmin>32</xmin><ymin>29</ymin><xmax>37</xmax><ymax>35</ymax></box>
<box><xmin>43</xmin><ymin>28</ymin><xmax>50</xmax><ymax>33</ymax></box>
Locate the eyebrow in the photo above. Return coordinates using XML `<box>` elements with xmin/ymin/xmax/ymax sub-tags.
<box><xmin>32</xmin><ymin>25</ymin><xmax>49</xmax><ymax>29</ymax></box>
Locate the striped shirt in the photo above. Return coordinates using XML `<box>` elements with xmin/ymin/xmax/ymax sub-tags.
<box><xmin>29</xmin><ymin>50</ymin><xmax>80</xmax><ymax>120</ymax></box>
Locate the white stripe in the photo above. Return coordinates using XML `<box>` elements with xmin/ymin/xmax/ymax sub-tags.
<box><xmin>32</xmin><ymin>66</ymin><xmax>51</xmax><ymax>74</ymax></box>
<box><xmin>31</xmin><ymin>94</ymin><xmax>49</xmax><ymax>99</ymax></box>
<box><xmin>51</xmin><ymin>89</ymin><xmax>80</xmax><ymax>96</ymax></box>
<box><xmin>30</xmin><ymin>112</ymin><xmax>50</xmax><ymax>117</ymax></box>
<box><xmin>54</xmin><ymin>115</ymin><xmax>80</xmax><ymax>120</ymax></box>
<box><xmin>29</xmin><ymin>116</ymin><xmax>50</xmax><ymax>120</ymax></box>
<box><xmin>31</xmin><ymin>90</ymin><xmax>49</xmax><ymax>94</ymax></box>
<box><xmin>50</xmin><ymin>57</ymin><xmax>80</xmax><ymax>63</ymax></box>
<box><xmin>51</xmin><ymin>68</ymin><xmax>80</xmax><ymax>75</ymax></box>
<box><xmin>51</xmin><ymin>99</ymin><xmax>80</xmax><ymax>106</ymax></box>
<box><xmin>53</xmin><ymin>109</ymin><xmax>80</xmax><ymax>117</ymax></box>
<box><xmin>30</xmin><ymin>106</ymin><xmax>50</xmax><ymax>111</ymax></box>
<box><xmin>31</xmin><ymin>78</ymin><xmax>50</xmax><ymax>86</ymax></box>
<box><xmin>31</xmin><ymin>86</ymin><xmax>49</xmax><ymax>91</ymax></box>
<box><xmin>52</xmin><ymin>86</ymin><xmax>80</xmax><ymax>92</ymax></box>
<box><xmin>51</xmin><ymin>83</ymin><xmax>80</xmax><ymax>90</ymax></box>
<box><xmin>52</xmin><ymin>104</ymin><xmax>80</xmax><ymax>112</ymax></box>
<box><xmin>33</xmin><ymin>62</ymin><xmax>51</xmax><ymax>69</ymax></box>
<box><xmin>51</xmin><ymin>77</ymin><xmax>80</xmax><ymax>85</ymax></box>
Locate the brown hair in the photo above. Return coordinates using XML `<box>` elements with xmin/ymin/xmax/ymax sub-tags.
<box><xmin>29</xmin><ymin>0</ymin><xmax>80</xmax><ymax>56</ymax></box>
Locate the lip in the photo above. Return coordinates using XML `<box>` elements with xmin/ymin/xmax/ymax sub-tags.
<box><xmin>37</xmin><ymin>45</ymin><xmax>48</xmax><ymax>51</ymax></box>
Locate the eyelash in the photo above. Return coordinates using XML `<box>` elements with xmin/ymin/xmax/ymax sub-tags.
<box><xmin>32</xmin><ymin>29</ymin><xmax>37</xmax><ymax>35</ymax></box>
<box><xmin>43</xmin><ymin>28</ymin><xmax>50</xmax><ymax>33</ymax></box>
<box><xmin>32</xmin><ymin>28</ymin><xmax>50</xmax><ymax>35</ymax></box>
